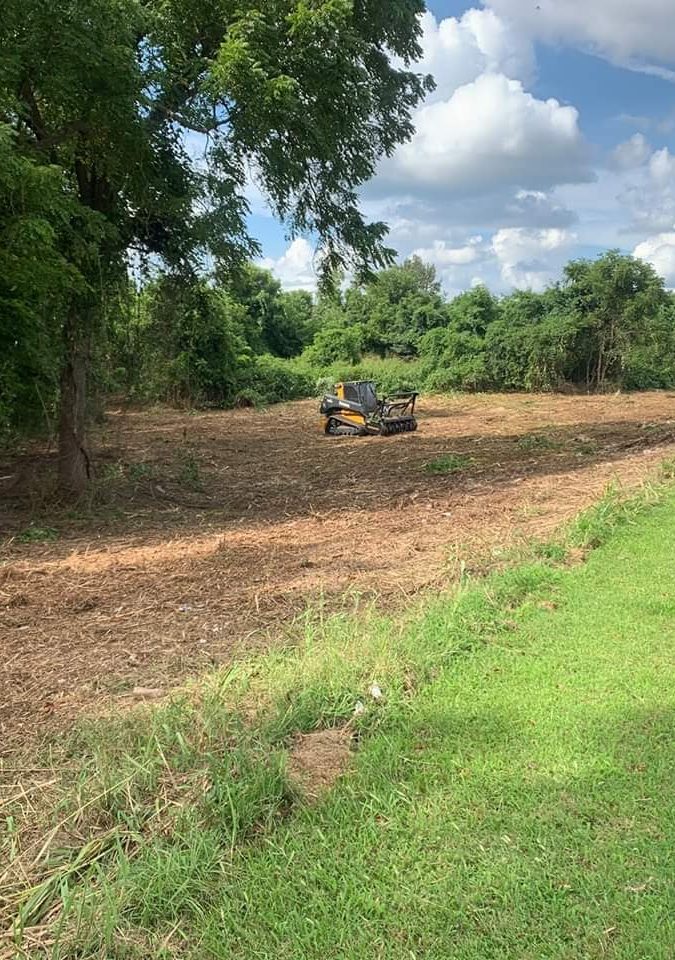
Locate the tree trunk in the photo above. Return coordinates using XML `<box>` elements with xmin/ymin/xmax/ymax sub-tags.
<box><xmin>596</xmin><ymin>334</ymin><xmax>605</xmax><ymax>392</ymax></box>
<box><xmin>58</xmin><ymin>325</ymin><xmax>91</xmax><ymax>494</ymax></box>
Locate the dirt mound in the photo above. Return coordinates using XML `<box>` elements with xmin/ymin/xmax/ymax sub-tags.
<box><xmin>288</xmin><ymin>728</ymin><xmax>353</xmax><ymax>799</ymax></box>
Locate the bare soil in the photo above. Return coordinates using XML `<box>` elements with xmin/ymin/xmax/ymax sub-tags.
<box><xmin>288</xmin><ymin>728</ymin><xmax>353</xmax><ymax>800</ymax></box>
<box><xmin>2</xmin><ymin>391</ymin><xmax>675</xmax><ymax>753</ymax></box>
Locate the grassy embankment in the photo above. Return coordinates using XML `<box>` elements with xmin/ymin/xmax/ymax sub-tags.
<box><xmin>4</xmin><ymin>476</ymin><xmax>675</xmax><ymax>959</ymax></box>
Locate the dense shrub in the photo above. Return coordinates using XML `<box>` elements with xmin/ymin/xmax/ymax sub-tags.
<box><xmin>239</xmin><ymin>356</ymin><xmax>317</xmax><ymax>405</ymax></box>
<box><xmin>345</xmin><ymin>257</ymin><xmax>447</xmax><ymax>357</ymax></box>
<box><xmin>622</xmin><ymin>347</ymin><xmax>675</xmax><ymax>390</ymax></box>
<box><xmin>420</xmin><ymin>329</ymin><xmax>489</xmax><ymax>391</ymax></box>
<box><xmin>116</xmin><ymin>280</ymin><xmax>252</xmax><ymax>408</ymax></box>
<box><xmin>323</xmin><ymin>357</ymin><xmax>423</xmax><ymax>395</ymax></box>
<box><xmin>302</xmin><ymin>320</ymin><xmax>365</xmax><ymax>366</ymax></box>
<box><xmin>485</xmin><ymin>311</ymin><xmax>581</xmax><ymax>391</ymax></box>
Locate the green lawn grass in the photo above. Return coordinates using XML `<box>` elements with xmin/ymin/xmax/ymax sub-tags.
<box><xmin>194</xmin><ymin>493</ymin><xmax>675</xmax><ymax>960</ymax></box>
<box><xmin>8</xmin><ymin>485</ymin><xmax>675</xmax><ymax>959</ymax></box>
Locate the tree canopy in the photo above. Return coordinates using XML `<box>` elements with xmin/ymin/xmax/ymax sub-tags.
<box><xmin>0</xmin><ymin>0</ymin><xmax>431</xmax><ymax>488</ymax></box>
<box><xmin>344</xmin><ymin>256</ymin><xmax>447</xmax><ymax>357</ymax></box>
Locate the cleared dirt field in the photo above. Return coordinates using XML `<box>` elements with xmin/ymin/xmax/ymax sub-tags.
<box><xmin>3</xmin><ymin>391</ymin><xmax>675</xmax><ymax>752</ymax></box>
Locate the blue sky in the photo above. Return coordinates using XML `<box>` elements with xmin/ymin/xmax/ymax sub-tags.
<box><xmin>252</xmin><ymin>0</ymin><xmax>675</xmax><ymax>294</ymax></box>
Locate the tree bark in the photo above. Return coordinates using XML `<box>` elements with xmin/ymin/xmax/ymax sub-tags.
<box><xmin>58</xmin><ymin>322</ymin><xmax>91</xmax><ymax>494</ymax></box>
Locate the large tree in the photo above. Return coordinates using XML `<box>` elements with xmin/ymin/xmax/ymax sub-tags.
<box><xmin>0</xmin><ymin>127</ymin><xmax>86</xmax><ymax>440</ymax></box>
<box><xmin>0</xmin><ymin>0</ymin><xmax>431</xmax><ymax>490</ymax></box>
<box><xmin>346</xmin><ymin>256</ymin><xmax>447</xmax><ymax>357</ymax></box>
<box><xmin>563</xmin><ymin>251</ymin><xmax>668</xmax><ymax>389</ymax></box>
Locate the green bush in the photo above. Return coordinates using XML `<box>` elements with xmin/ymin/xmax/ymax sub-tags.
<box><xmin>622</xmin><ymin>347</ymin><xmax>675</xmax><ymax>390</ymax></box>
<box><xmin>302</xmin><ymin>321</ymin><xmax>365</xmax><ymax>366</ymax></box>
<box><xmin>424</xmin><ymin>368</ymin><xmax>461</xmax><ymax>393</ymax></box>
<box><xmin>419</xmin><ymin>328</ymin><xmax>490</xmax><ymax>392</ymax></box>
<box><xmin>322</xmin><ymin>357</ymin><xmax>423</xmax><ymax>396</ymax></box>
<box><xmin>240</xmin><ymin>355</ymin><xmax>317</xmax><ymax>405</ymax></box>
<box><xmin>424</xmin><ymin>355</ymin><xmax>489</xmax><ymax>392</ymax></box>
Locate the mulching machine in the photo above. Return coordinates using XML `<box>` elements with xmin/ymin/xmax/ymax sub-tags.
<box><xmin>320</xmin><ymin>380</ymin><xmax>419</xmax><ymax>437</ymax></box>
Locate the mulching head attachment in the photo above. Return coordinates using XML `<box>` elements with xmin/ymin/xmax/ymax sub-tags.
<box><xmin>376</xmin><ymin>392</ymin><xmax>419</xmax><ymax>435</ymax></box>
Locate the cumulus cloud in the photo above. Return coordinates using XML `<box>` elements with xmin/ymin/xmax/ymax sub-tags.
<box><xmin>634</xmin><ymin>233</ymin><xmax>675</xmax><ymax>284</ymax></box>
<box><xmin>649</xmin><ymin>147</ymin><xmax>675</xmax><ymax>184</ymax></box>
<box><xmin>407</xmin><ymin>228</ymin><xmax>576</xmax><ymax>295</ymax></box>
<box><xmin>413</xmin><ymin>7</ymin><xmax>534</xmax><ymax>102</ymax></box>
<box><xmin>412</xmin><ymin>237</ymin><xmax>486</xmax><ymax>268</ymax></box>
<box><xmin>484</xmin><ymin>0</ymin><xmax>675</xmax><ymax>73</ymax></box>
<box><xmin>260</xmin><ymin>9</ymin><xmax>592</xmax><ymax>295</ymax></box>
<box><xmin>408</xmin><ymin>236</ymin><xmax>489</xmax><ymax>289</ymax></box>
<box><xmin>380</xmin><ymin>73</ymin><xmax>590</xmax><ymax>195</ymax></box>
<box><xmin>377</xmin><ymin>8</ymin><xmax>593</xmax><ymax>200</ymax></box>
<box><xmin>610</xmin><ymin>134</ymin><xmax>652</xmax><ymax>171</ymax></box>
<box><xmin>620</xmin><ymin>146</ymin><xmax>675</xmax><ymax>233</ymax></box>
<box><xmin>258</xmin><ymin>238</ymin><xmax>317</xmax><ymax>291</ymax></box>
<box><xmin>491</xmin><ymin>227</ymin><xmax>576</xmax><ymax>289</ymax></box>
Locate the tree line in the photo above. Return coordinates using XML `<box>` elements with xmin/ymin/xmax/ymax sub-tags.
<box><xmin>5</xmin><ymin>248</ymin><xmax>674</xmax><ymax>453</ymax></box>
<box><xmin>105</xmin><ymin>248</ymin><xmax>675</xmax><ymax>402</ymax></box>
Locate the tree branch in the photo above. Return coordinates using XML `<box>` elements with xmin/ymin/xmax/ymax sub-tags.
<box><xmin>18</xmin><ymin>79</ymin><xmax>49</xmax><ymax>141</ymax></box>
<box><xmin>145</xmin><ymin>98</ymin><xmax>231</xmax><ymax>135</ymax></box>
<box><xmin>17</xmin><ymin>80</ymin><xmax>89</xmax><ymax>150</ymax></box>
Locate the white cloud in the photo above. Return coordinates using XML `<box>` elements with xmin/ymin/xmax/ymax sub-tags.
<box><xmin>408</xmin><ymin>236</ymin><xmax>490</xmax><ymax>290</ymax></box>
<box><xmin>610</xmin><ymin>134</ymin><xmax>652</xmax><ymax>171</ymax></box>
<box><xmin>634</xmin><ymin>233</ymin><xmax>675</xmax><ymax>283</ymax></box>
<box><xmin>360</xmin><ymin>8</ymin><xmax>591</xmax><ymax>289</ymax></box>
<box><xmin>381</xmin><ymin>73</ymin><xmax>590</xmax><ymax>195</ymax></box>
<box><xmin>492</xmin><ymin>227</ymin><xmax>575</xmax><ymax>289</ymax></box>
<box><xmin>259</xmin><ymin>10</ymin><xmax>591</xmax><ymax>295</ymax></box>
<box><xmin>411</xmin><ymin>236</ymin><xmax>485</xmax><ymax>267</ymax></box>
<box><xmin>414</xmin><ymin>8</ymin><xmax>534</xmax><ymax>102</ymax></box>
<box><xmin>649</xmin><ymin>147</ymin><xmax>675</xmax><ymax>184</ymax></box>
<box><xmin>619</xmin><ymin>146</ymin><xmax>675</xmax><ymax>233</ymax></box>
<box><xmin>484</xmin><ymin>0</ymin><xmax>675</xmax><ymax>72</ymax></box>
<box><xmin>407</xmin><ymin>227</ymin><xmax>576</xmax><ymax>295</ymax></box>
<box><xmin>258</xmin><ymin>238</ymin><xmax>317</xmax><ymax>291</ymax></box>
